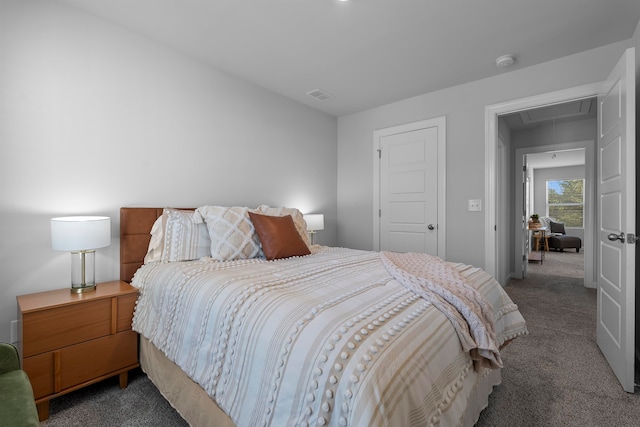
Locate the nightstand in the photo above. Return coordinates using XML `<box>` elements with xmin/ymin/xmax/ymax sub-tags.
<box><xmin>17</xmin><ymin>280</ymin><xmax>139</xmax><ymax>421</ymax></box>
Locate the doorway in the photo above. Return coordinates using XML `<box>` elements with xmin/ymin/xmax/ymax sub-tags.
<box><xmin>518</xmin><ymin>146</ymin><xmax>589</xmax><ymax>281</ymax></box>
<box><xmin>512</xmin><ymin>141</ymin><xmax>594</xmax><ymax>285</ymax></box>
<box><xmin>484</xmin><ymin>83</ymin><xmax>601</xmax><ymax>286</ymax></box>
<box><xmin>501</xmin><ymin>99</ymin><xmax>596</xmax><ymax>286</ymax></box>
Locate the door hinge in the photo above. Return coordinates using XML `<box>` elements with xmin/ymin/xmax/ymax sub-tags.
<box><xmin>377</xmin><ymin>149</ymin><xmax>381</xmax><ymax>159</ymax></box>
<box><xmin>379</xmin><ymin>209</ymin><xmax>382</xmax><ymax>218</ymax></box>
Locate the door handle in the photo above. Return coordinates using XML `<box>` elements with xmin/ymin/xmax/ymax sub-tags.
<box><xmin>607</xmin><ymin>232</ymin><xmax>625</xmax><ymax>243</ymax></box>
<box><xmin>427</xmin><ymin>224</ymin><xmax>435</xmax><ymax>231</ymax></box>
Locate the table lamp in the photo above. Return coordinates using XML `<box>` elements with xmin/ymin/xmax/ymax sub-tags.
<box><xmin>303</xmin><ymin>214</ymin><xmax>324</xmax><ymax>245</ymax></box>
<box><xmin>51</xmin><ymin>216</ymin><xmax>111</xmax><ymax>293</ymax></box>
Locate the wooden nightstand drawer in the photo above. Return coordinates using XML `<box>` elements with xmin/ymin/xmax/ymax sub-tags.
<box><xmin>23</xmin><ymin>352</ymin><xmax>54</xmax><ymax>399</ymax></box>
<box><xmin>22</xmin><ymin>298</ymin><xmax>113</xmax><ymax>358</ymax></box>
<box><xmin>58</xmin><ymin>330</ymin><xmax>138</xmax><ymax>391</ymax></box>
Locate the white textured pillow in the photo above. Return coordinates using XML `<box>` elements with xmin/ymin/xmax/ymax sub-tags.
<box><xmin>144</xmin><ymin>208</ymin><xmax>211</xmax><ymax>263</ymax></box>
<box><xmin>162</xmin><ymin>209</ymin><xmax>211</xmax><ymax>262</ymax></box>
<box><xmin>255</xmin><ymin>205</ymin><xmax>311</xmax><ymax>247</ymax></box>
<box><xmin>143</xmin><ymin>216</ymin><xmax>164</xmax><ymax>264</ymax></box>
<box><xmin>197</xmin><ymin>206</ymin><xmax>262</xmax><ymax>261</ymax></box>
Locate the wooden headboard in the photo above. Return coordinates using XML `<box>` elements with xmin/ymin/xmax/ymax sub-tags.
<box><xmin>120</xmin><ymin>208</ymin><xmax>163</xmax><ymax>283</ymax></box>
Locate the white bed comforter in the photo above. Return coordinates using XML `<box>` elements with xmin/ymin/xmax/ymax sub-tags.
<box><xmin>131</xmin><ymin>247</ymin><xmax>527</xmax><ymax>427</ymax></box>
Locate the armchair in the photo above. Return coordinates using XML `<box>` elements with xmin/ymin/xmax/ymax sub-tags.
<box><xmin>0</xmin><ymin>343</ymin><xmax>39</xmax><ymax>426</ymax></box>
<box><xmin>547</xmin><ymin>220</ymin><xmax>582</xmax><ymax>252</ymax></box>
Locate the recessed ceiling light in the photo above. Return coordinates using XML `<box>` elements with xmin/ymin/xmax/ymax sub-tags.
<box><xmin>496</xmin><ymin>54</ymin><xmax>516</xmax><ymax>68</ymax></box>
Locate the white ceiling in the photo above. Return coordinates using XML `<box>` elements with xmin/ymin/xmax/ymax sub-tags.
<box><xmin>58</xmin><ymin>0</ymin><xmax>640</xmax><ymax>117</ymax></box>
<box><xmin>527</xmin><ymin>149</ymin><xmax>586</xmax><ymax>170</ymax></box>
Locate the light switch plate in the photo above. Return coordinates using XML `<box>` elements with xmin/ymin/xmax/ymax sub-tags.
<box><xmin>468</xmin><ymin>199</ymin><xmax>482</xmax><ymax>211</ymax></box>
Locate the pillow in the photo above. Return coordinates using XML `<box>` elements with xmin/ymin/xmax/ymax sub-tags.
<box><xmin>144</xmin><ymin>208</ymin><xmax>211</xmax><ymax>263</ymax></box>
<box><xmin>197</xmin><ymin>206</ymin><xmax>262</xmax><ymax>261</ymax></box>
<box><xmin>254</xmin><ymin>205</ymin><xmax>311</xmax><ymax>247</ymax></box>
<box><xmin>143</xmin><ymin>215</ymin><xmax>164</xmax><ymax>264</ymax></box>
<box><xmin>248</xmin><ymin>212</ymin><xmax>311</xmax><ymax>260</ymax></box>
<box><xmin>162</xmin><ymin>208</ymin><xmax>211</xmax><ymax>262</ymax></box>
<box><xmin>550</xmin><ymin>221</ymin><xmax>566</xmax><ymax>234</ymax></box>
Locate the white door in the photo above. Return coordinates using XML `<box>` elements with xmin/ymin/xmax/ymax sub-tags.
<box><xmin>373</xmin><ymin>118</ymin><xmax>445</xmax><ymax>257</ymax></box>
<box><xmin>597</xmin><ymin>47</ymin><xmax>635</xmax><ymax>393</ymax></box>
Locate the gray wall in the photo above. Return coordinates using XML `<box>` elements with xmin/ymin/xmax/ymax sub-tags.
<box><xmin>337</xmin><ymin>40</ymin><xmax>631</xmax><ymax>270</ymax></box>
<box><xmin>497</xmin><ymin>120</ymin><xmax>513</xmax><ymax>285</ymax></box>
<box><xmin>0</xmin><ymin>1</ymin><xmax>338</xmax><ymax>343</ymax></box>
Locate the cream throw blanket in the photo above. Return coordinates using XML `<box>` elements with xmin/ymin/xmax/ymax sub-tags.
<box><xmin>380</xmin><ymin>251</ymin><xmax>502</xmax><ymax>369</ymax></box>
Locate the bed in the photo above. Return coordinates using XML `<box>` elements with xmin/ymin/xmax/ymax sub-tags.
<box><xmin>120</xmin><ymin>207</ymin><xmax>527</xmax><ymax>427</ymax></box>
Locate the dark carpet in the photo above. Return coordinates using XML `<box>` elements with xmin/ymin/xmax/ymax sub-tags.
<box><xmin>476</xmin><ymin>250</ymin><xmax>640</xmax><ymax>426</ymax></box>
<box><xmin>40</xmin><ymin>368</ymin><xmax>188</xmax><ymax>426</ymax></box>
<box><xmin>41</xmin><ymin>251</ymin><xmax>639</xmax><ymax>426</ymax></box>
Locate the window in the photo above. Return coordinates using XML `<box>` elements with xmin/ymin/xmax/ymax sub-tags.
<box><xmin>546</xmin><ymin>179</ymin><xmax>584</xmax><ymax>227</ymax></box>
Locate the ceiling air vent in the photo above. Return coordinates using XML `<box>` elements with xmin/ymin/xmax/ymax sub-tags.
<box><xmin>306</xmin><ymin>88</ymin><xmax>333</xmax><ymax>101</ymax></box>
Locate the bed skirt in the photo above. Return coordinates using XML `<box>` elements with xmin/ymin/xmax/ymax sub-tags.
<box><xmin>140</xmin><ymin>336</ymin><xmax>234</xmax><ymax>427</ymax></box>
<box><xmin>139</xmin><ymin>336</ymin><xmax>501</xmax><ymax>427</ymax></box>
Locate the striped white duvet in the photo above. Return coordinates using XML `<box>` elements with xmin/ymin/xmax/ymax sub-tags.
<box><xmin>131</xmin><ymin>246</ymin><xmax>527</xmax><ymax>427</ymax></box>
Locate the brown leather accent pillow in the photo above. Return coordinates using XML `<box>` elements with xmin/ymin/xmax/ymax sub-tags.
<box><xmin>248</xmin><ymin>212</ymin><xmax>311</xmax><ymax>260</ymax></box>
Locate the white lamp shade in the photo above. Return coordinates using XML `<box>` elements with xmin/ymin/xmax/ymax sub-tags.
<box><xmin>51</xmin><ymin>216</ymin><xmax>111</xmax><ymax>251</ymax></box>
<box><xmin>304</xmin><ymin>214</ymin><xmax>325</xmax><ymax>231</ymax></box>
